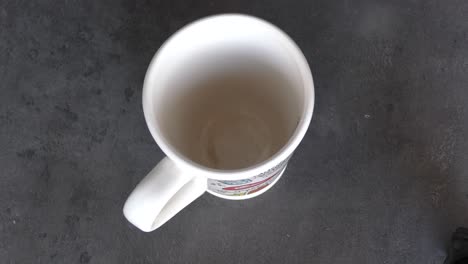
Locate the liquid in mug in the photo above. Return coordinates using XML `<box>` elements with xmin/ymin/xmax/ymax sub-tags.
<box><xmin>158</xmin><ymin>69</ymin><xmax>301</xmax><ymax>170</ymax></box>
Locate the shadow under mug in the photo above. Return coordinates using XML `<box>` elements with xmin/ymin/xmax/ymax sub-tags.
<box><xmin>123</xmin><ymin>14</ymin><xmax>314</xmax><ymax>232</ymax></box>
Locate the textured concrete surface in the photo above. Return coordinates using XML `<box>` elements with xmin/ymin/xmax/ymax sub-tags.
<box><xmin>1</xmin><ymin>0</ymin><xmax>468</xmax><ymax>263</ymax></box>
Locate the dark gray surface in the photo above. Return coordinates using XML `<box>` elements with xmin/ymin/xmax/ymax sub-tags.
<box><xmin>1</xmin><ymin>0</ymin><xmax>468</xmax><ymax>263</ymax></box>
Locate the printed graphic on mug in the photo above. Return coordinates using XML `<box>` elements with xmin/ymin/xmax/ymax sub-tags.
<box><xmin>208</xmin><ymin>157</ymin><xmax>290</xmax><ymax>197</ymax></box>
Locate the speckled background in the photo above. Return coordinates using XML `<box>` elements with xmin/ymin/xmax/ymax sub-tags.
<box><xmin>1</xmin><ymin>0</ymin><xmax>468</xmax><ymax>263</ymax></box>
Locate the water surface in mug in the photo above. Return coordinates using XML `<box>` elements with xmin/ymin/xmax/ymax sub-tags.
<box><xmin>159</xmin><ymin>69</ymin><xmax>301</xmax><ymax>170</ymax></box>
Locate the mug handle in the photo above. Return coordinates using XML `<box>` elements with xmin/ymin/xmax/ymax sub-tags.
<box><xmin>123</xmin><ymin>157</ymin><xmax>207</xmax><ymax>232</ymax></box>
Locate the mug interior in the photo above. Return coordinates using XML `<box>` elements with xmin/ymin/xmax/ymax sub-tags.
<box><xmin>144</xmin><ymin>15</ymin><xmax>312</xmax><ymax>172</ymax></box>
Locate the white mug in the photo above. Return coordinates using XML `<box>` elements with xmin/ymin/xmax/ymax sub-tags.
<box><xmin>123</xmin><ymin>14</ymin><xmax>314</xmax><ymax>232</ymax></box>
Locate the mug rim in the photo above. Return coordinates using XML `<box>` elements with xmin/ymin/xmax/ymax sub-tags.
<box><xmin>142</xmin><ymin>14</ymin><xmax>315</xmax><ymax>180</ymax></box>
